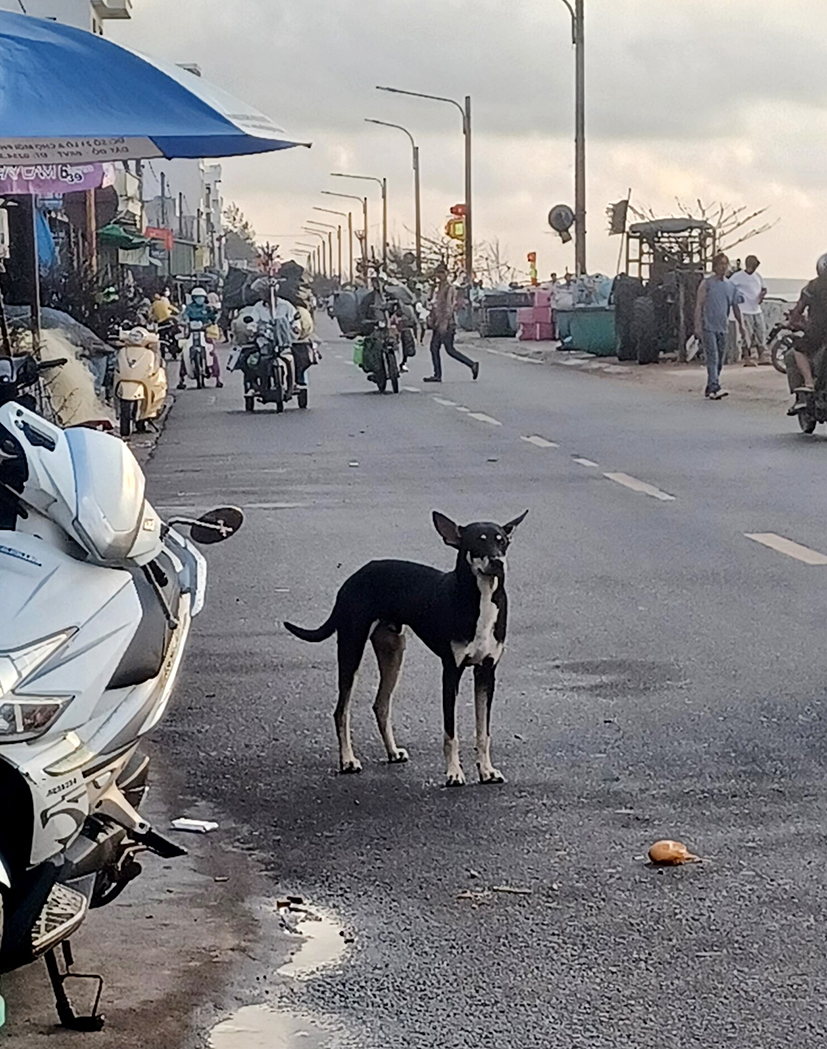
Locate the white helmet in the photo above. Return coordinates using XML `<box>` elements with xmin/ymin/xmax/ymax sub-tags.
<box><xmin>817</xmin><ymin>255</ymin><xmax>827</xmax><ymax>277</ymax></box>
<box><xmin>191</xmin><ymin>286</ymin><xmax>207</xmax><ymax>299</ymax></box>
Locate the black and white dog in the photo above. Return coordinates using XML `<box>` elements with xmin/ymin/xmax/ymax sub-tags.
<box><xmin>285</xmin><ymin>510</ymin><xmax>528</xmax><ymax>786</ymax></box>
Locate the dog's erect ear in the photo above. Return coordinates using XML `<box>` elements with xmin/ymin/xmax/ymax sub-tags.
<box><xmin>502</xmin><ymin>510</ymin><xmax>529</xmax><ymax>537</ymax></box>
<box><xmin>433</xmin><ymin>510</ymin><xmax>463</xmax><ymax>548</ymax></box>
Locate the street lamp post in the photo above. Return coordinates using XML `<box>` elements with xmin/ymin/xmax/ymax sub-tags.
<box><xmin>330</xmin><ymin>172</ymin><xmax>387</xmax><ymax>270</ymax></box>
<box><xmin>314</xmin><ymin>206</ymin><xmax>353</xmax><ymax>285</ymax></box>
<box><xmin>296</xmin><ymin>242</ymin><xmax>318</xmax><ymax>275</ymax></box>
<box><xmin>365</xmin><ymin>118</ymin><xmax>422</xmax><ymax>275</ymax></box>
<box><xmin>321</xmin><ymin>190</ymin><xmax>369</xmax><ymax>284</ymax></box>
<box><xmin>377</xmin><ymin>86</ymin><xmax>473</xmax><ymax>289</ymax></box>
<box><xmin>302</xmin><ymin>229</ymin><xmax>328</xmax><ymax>276</ymax></box>
<box><xmin>558</xmin><ymin>0</ymin><xmax>586</xmax><ymax>275</ymax></box>
<box><xmin>307</xmin><ymin>220</ymin><xmax>340</xmax><ymax>284</ymax></box>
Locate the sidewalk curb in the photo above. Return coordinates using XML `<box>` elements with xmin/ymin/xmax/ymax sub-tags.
<box><xmin>128</xmin><ymin>392</ymin><xmax>175</xmax><ymax>468</ymax></box>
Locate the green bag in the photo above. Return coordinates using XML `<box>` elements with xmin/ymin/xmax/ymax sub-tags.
<box><xmin>353</xmin><ymin>337</ymin><xmax>365</xmax><ymax>369</ymax></box>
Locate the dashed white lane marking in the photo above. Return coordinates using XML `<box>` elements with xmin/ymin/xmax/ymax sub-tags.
<box><xmin>403</xmin><ymin>385</ymin><xmax>420</xmax><ymax>393</ymax></box>
<box><xmin>334</xmin><ymin>353</ymin><xmax>343</xmax><ymax>359</ymax></box>
<box><xmin>604</xmin><ymin>472</ymin><xmax>676</xmax><ymax>502</ymax></box>
<box><xmin>432</xmin><ymin>396</ymin><xmax>457</xmax><ymax>406</ymax></box>
<box><xmin>455</xmin><ymin>406</ymin><xmax>471</xmax><ymax>413</ymax></box>
<box><xmin>573</xmin><ymin>457</ymin><xmax>599</xmax><ymax>468</ymax></box>
<box><xmin>468</xmin><ymin>412</ymin><xmax>502</xmax><ymax>426</ymax></box>
<box><xmin>745</xmin><ymin>533</ymin><xmax>827</xmax><ymax>565</ymax></box>
<box><xmin>521</xmin><ymin>434</ymin><xmax>558</xmax><ymax>448</ymax></box>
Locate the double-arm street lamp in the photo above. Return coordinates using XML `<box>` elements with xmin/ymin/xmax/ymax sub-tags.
<box><xmin>377</xmin><ymin>85</ymin><xmax>472</xmax><ymax>288</ymax></box>
<box><xmin>365</xmin><ymin>118</ymin><xmax>421</xmax><ymax>275</ymax></box>
<box><xmin>330</xmin><ymin>172</ymin><xmax>387</xmax><ymax>270</ymax></box>
<box><xmin>306</xmin><ymin>220</ymin><xmax>340</xmax><ymax>284</ymax></box>
<box><xmin>314</xmin><ymin>206</ymin><xmax>353</xmax><ymax>285</ymax></box>
<box><xmin>321</xmin><ymin>190</ymin><xmax>369</xmax><ymax>283</ymax></box>
<box><xmin>558</xmin><ymin>0</ymin><xmax>586</xmax><ymax>275</ymax></box>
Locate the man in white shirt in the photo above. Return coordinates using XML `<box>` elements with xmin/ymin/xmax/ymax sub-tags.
<box><xmin>729</xmin><ymin>255</ymin><xmax>768</xmax><ymax>366</ymax></box>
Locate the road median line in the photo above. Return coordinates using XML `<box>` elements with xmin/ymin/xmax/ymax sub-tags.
<box><xmin>745</xmin><ymin>533</ymin><xmax>827</xmax><ymax>565</ymax></box>
<box><xmin>604</xmin><ymin>472</ymin><xmax>676</xmax><ymax>502</ymax></box>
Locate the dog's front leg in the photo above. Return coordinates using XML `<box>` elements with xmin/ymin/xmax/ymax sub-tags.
<box><xmin>474</xmin><ymin>662</ymin><xmax>505</xmax><ymax>784</ymax></box>
<box><xmin>442</xmin><ymin>661</ymin><xmax>465</xmax><ymax>786</ymax></box>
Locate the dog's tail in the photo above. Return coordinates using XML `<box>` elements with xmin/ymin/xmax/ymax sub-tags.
<box><xmin>284</xmin><ymin>610</ymin><xmax>337</xmax><ymax>643</ymax></box>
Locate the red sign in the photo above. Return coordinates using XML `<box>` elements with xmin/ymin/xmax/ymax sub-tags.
<box><xmin>450</xmin><ymin>203</ymin><xmax>467</xmax><ymax>217</ymax></box>
<box><xmin>145</xmin><ymin>227</ymin><xmax>173</xmax><ymax>252</ymax></box>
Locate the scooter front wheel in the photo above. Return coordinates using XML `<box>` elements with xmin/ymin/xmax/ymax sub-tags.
<box><xmin>119</xmin><ymin>398</ymin><xmax>137</xmax><ymax>437</ymax></box>
<box><xmin>245</xmin><ymin>393</ymin><xmax>256</xmax><ymax>412</ymax></box>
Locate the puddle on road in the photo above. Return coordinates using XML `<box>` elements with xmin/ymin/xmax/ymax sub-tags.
<box><xmin>209</xmin><ymin>900</ymin><xmax>349</xmax><ymax>1049</ymax></box>
<box><xmin>209</xmin><ymin>1005</ymin><xmax>332</xmax><ymax>1049</ymax></box>
<box><xmin>276</xmin><ymin>902</ymin><xmax>347</xmax><ymax>980</ymax></box>
<box><xmin>545</xmin><ymin>659</ymin><xmax>687</xmax><ymax>696</ymax></box>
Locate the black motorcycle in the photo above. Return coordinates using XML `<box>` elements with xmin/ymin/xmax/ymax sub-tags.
<box><xmin>239</xmin><ymin>322</ymin><xmax>305</xmax><ymax>413</ymax></box>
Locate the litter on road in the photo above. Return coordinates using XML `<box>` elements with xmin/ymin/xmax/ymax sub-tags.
<box><xmin>171</xmin><ymin>818</ymin><xmax>220</xmax><ymax>833</ymax></box>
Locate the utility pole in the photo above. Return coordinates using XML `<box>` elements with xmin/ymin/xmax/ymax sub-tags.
<box><xmin>574</xmin><ymin>0</ymin><xmax>586</xmax><ymax>276</ymax></box>
<box><xmin>160</xmin><ymin>170</ymin><xmax>169</xmax><ymax>275</ymax></box>
<box><xmin>463</xmin><ymin>96</ymin><xmax>473</xmax><ymax>289</ymax></box>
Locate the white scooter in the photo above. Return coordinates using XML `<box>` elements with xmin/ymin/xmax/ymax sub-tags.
<box><xmin>114</xmin><ymin>327</ymin><xmax>168</xmax><ymax>438</ymax></box>
<box><xmin>0</xmin><ymin>353</ymin><xmax>242</xmax><ymax>1030</ymax></box>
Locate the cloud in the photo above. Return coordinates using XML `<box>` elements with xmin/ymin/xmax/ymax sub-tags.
<box><xmin>111</xmin><ymin>0</ymin><xmax>827</xmax><ymax>278</ymax></box>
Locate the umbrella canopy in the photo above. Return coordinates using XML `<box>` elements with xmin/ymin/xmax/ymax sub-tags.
<box><xmin>0</xmin><ymin>10</ymin><xmax>309</xmax><ymax>165</ymax></box>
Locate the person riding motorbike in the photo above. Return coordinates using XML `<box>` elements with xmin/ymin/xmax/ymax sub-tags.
<box><xmin>785</xmin><ymin>253</ymin><xmax>827</xmax><ymax>411</ymax></box>
<box><xmin>177</xmin><ymin>286</ymin><xmax>222</xmax><ymax>390</ymax></box>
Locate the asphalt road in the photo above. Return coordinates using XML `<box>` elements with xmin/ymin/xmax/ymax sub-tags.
<box><xmin>146</xmin><ymin>322</ymin><xmax>827</xmax><ymax>1048</ymax></box>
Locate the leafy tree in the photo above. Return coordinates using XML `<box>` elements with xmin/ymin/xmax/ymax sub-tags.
<box><xmin>223</xmin><ymin>202</ymin><xmax>257</xmax><ymax>246</ymax></box>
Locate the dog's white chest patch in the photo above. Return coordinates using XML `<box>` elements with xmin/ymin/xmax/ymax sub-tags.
<box><xmin>452</xmin><ymin>574</ymin><xmax>503</xmax><ymax>667</ymax></box>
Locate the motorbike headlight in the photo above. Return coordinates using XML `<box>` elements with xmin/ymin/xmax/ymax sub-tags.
<box><xmin>0</xmin><ymin>631</ymin><xmax>75</xmax><ymax>742</ymax></box>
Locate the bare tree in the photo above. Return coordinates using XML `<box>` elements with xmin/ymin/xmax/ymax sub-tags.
<box><xmin>629</xmin><ymin>198</ymin><xmax>778</xmax><ymax>254</ymax></box>
<box><xmin>223</xmin><ymin>202</ymin><xmax>257</xmax><ymax>246</ymax></box>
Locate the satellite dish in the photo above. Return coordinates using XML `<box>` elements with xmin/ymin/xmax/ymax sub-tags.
<box><xmin>548</xmin><ymin>204</ymin><xmax>575</xmax><ymax>233</ymax></box>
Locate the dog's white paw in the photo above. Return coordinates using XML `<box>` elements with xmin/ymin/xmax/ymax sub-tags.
<box><xmin>445</xmin><ymin>767</ymin><xmax>467</xmax><ymax>787</ymax></box>
<box><xmin>388</xmin><ymin>748</ymin><xmax>409</xmax><ymax>764</ymax></box>
<box><xmin>478</xmin><ymin>765</ymin><xmax>506</xmax><ymax>785</ymax></box>
<box><xmin>340</xmin><ymin>758</ymin><xmax>363</xmax><ymax>774</ymax></box>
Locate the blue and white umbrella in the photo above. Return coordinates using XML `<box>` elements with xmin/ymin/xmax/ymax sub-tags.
<box><xmin>0</xmin><ymin>10</ymin><xmax>310</xmax><ymax>165</ymax></box>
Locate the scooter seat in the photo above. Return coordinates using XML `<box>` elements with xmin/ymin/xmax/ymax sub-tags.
<box><xmin>108</xmin><ymin>553</ymin><xmax>181</xmax><ymax>689</ymax></box>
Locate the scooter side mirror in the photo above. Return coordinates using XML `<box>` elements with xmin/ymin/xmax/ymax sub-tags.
<box><xmin>189</xmin><ymin>506</ymin><xmax>244</xmax><ymax>545</ymax></box>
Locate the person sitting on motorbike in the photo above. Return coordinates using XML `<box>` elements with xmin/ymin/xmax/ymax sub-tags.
<box><xmin>234</xmin><ymin>277</ymin><xmax>301</xmax><ymax>379</ymax></box>
<box><xmin>177</xmin><ymin>287</ymin><xmax>222</xmax><ymax>390</ymax></box>
<box><xmin>786</xmin><ymin>253</ymin><xmax>827</xmax><ymax>403</ymax></box>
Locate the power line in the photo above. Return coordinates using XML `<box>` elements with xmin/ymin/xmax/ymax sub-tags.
<box><xmin>17</xmin><ymin>1</ymin><xmax>28</xmax><ymax>12</ymax></box>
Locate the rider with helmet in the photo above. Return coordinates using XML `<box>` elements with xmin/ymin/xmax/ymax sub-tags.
<box><xmin>784</xmin><ymin>253</ymin><xmax>827</xmax><ymax>411</ymax></box>
<box><xmin>177</xmin><ymin>286</ymin><xmax>221</xmax><ymax>390</ymax></box>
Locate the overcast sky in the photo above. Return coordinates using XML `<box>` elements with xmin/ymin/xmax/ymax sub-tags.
<box><xmin>112</xmin><ymin>0</ymin><xmax>827</xmax><ymax>280</ymax></box>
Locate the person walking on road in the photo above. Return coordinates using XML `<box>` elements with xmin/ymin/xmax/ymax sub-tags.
<box><xmin>729</xmin><ymin>255</ymin><xmax>768</xmax><ymax>365</ymax></box>
<box><xmin>423</xmin><ymin>265</ymin><xmax>479</xmax><ymax>383</ymax></box>
<box><xmin>695</xmin><ymin>252</ymin><xmax>746</xmax><ymax>400</ymax></box>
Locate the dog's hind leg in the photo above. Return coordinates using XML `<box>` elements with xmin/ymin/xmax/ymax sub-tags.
<box><xmin>370</xmin><ymin>624</ymin><xmax>409</xmax><ymax>764</ymax></box>
<box><xmin>474</xmin><ymin>662</ymin><xmax>505</xmax><ymax>784</ymax></box>
<box><xmin>334</xmin><ymin>624</ymin><xmax>371</xmax><ymax>774</ymax></box>
<box><xmin>442</xmin><ymin>660</ymin><xmax>465</xmax><ymax>786</ymax></box>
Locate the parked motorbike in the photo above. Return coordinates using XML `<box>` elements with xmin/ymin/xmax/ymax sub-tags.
<box><xmin>0</xmin><ymin>352</ymin><xmax>242</xmax><ymax>1030</ymax></box>
<box><xmin>182</xmin><ymin>320</ymin><xmax>209</xmax><ymax>389</ymax></box>
<box><xmin>114</xmin><ymin>327</ymin><xmax>168</xmax><ymax>438</ymax></box>
<box><xmin>769</xmin><ymin>321</ymin><xmax>797</xmax><ymax>375</ymax></box>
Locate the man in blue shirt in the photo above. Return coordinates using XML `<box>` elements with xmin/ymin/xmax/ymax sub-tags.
<box><xmin>694</xmin><ymin>253</ymin><xmax>746</xmax><ymax>399</ymax></box>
